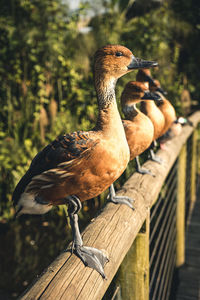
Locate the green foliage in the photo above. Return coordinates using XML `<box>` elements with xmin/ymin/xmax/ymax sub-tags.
<box><xmin>0</xmin><ymin>0</ymin><xmax>96</xmax><ymax>219</ymax></box>
<box><xmin>169</xmin><ymin>0</ymin><xmax>200</xmax><ymax>98</ymax></box>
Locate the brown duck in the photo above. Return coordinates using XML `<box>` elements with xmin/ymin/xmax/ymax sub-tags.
<box><xmin>121</xmin><ymin>81</ymin><xmax>160</xmax><ymax>176</ymax></box>
<box><xmin>137</xmin><ymin>69</ymin><xmax>165</xmax><ymax>163</ymax></box>
<box><xmin>13</xmin><ymin>44</ymin><xmax>157</xmax><ymax>278</ymax></box>
<box><xmin>149</xmin><ymin>79</ymin><xmax>176</xmax><ymax>135</ymax></box>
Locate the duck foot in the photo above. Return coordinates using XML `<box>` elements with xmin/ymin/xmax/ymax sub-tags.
<box><xmin>66</xmin><ymin>195</ymin><xmax>108</xmax><ymax>278</ymax></box>
<box><xmin>73</xmin><ymin>245</ymin><xmax>108</xmax><ymax>279</ymax></box>
<box><xmin>149</xmin><ymin>149</ymin><xmax>163</xmax><ymax>164</ymax></box>
<box><xmin>108</xmin><ymin>184</ymin><xmax>134</xmax><ymax>210</ymax></box>
<box><xmin>137</xmin><ymin>167</ymin><xmax>155</xmax><ymax>177</ymax></box>
<box><xmin>135</xmin><ymin>156</ymin><xmax>155</xmax><ymax>177</ymax></box>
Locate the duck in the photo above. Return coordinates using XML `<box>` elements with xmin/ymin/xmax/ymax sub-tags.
<box><xmin>149</xmin><ymin>79</ymin><xmax>176</xmax><ymax>135</ymax></box>
<box><xmin>120</xmin><ymin>81</ymin><xmax>161</xmax><ymax>176</ymax></box>
<box><xmin>136</xmin><ymin>69</ymin><xmax>165</xmax><ymax>164</ymax></box>
<box><xmin>158</xmin><ymin>117</ymin><xmax>194</xmax><ymax>149</ymax></box>
<box><xmin>12</xmin><ymin>44</ymin><xmax>158</xmax><ymax>278</ymax></box>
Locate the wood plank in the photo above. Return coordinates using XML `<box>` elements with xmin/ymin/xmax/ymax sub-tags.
<box><xmin>176</xmin><ymin>144</ymin><xmax>186</xmax><ymax>267</ymax></box>
<box><xmin>20</xmin><ymin>111</ymin><xmax>200</xmax><ymax>300</ymax></box>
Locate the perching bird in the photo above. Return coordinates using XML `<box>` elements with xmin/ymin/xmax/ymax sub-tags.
<box><xmin>121</xmin><ymin>81</ymin><xmax>161</xmax><ymax>176</ymax></box>
<box><xmin>136</xmin><ymin>69</ymin><xmax>165</xmax><ymax>164</ymax></box>
<box><xmin>148</xmin><ymin>79</ymin><xmax>194</xmax><ymax>148</ymax></box>
<box><xmin>149</xmin><ymin>79</ymin><xmax>176</xmax><ymax>135</ymax></box>
<box><xmin>158</xmin><ymin>117</ymin><xmax>194</xmax><ymax>149</ymax></box>
<box><xmin>12</xmin><ymin>44</ymin><xmax>157</xmax><ymax>278</ymax></box>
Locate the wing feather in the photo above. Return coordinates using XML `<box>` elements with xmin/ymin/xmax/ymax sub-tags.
<box><xmin>13</xmin><ymin>131</ymin><xmax>99</xmax><ymax>206</ymax></box>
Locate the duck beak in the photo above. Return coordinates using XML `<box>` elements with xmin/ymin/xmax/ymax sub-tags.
<box><xmin>141</xmin><ymin>91</ymin><xmax>162</xmax><ymax>101</ymax></box>
<box><xmin>156</xmin><ymin>87</ymin><xmax>167</xmax><ymax>96</ymax></box>
<box><xmin>128</xmin><ymin>56</ymin><xmax>158</xmax><ymax>70</ymax></box>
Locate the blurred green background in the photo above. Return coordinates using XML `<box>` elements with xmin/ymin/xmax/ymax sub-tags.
<box><xmin>0</xmin><ymin>0</ymin><xmax>199</xmax><ymax>298</ymax></box>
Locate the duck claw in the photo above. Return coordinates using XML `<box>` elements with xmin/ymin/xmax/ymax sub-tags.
<box><xmin>74</xmin><ymin>245</ymin><xmax>108</xmax><ymax>279</ymax></box>
<box><xmin>151</xmin><ymin>155</ymin><xmax>163</xmax><ymax>164</ymax></box>
<box><xmin>149</xmin><ymin>149</ymin><xmax>163</xmax><ymax>164</ymax></box>
<box><xmin>109</xmin><ymin>195</ymin><xmax>135</xmax><ymax>210</ymax></box>
<box><xmin>108</xmin><ymin>184</ymin><xmax>134</xmax><ymax>210</ymax></box>
<box><xmin>136</xmin><ymin>167</ymin><xmax>155</xmax><ymax>177</ymax></box>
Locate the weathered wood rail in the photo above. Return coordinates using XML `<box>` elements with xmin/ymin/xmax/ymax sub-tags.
<box><xmin>20</xmin><ymin>111</ymin><xmax>200</xmax><ymax>300</ymax></box>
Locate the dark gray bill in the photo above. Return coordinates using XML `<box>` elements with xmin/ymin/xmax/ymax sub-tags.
<box><xmin>141</xmin><ymin>91</ymin><xmax>162</xmax><ymax>101</ymax></box>
<box><xmin>156</xmin><ymin>87</ymin><xmax>168</xmax><ymax>96</ymax></box>
<box><xmin>128</xmin><ymin>56</ymin><xmax>158</xmax><ymax>69</ymax></box>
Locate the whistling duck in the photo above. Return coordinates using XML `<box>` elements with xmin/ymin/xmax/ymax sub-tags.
<box><xmin>136</xmin><ymin>69</ymin><xmax>165</xmax><ymax>164</ymax></box>
<box><xmin>158</xmin><ymin>117</ymin><xmax>193</xmax><ymax>149</ymax></box>
<box><xmin>149</xmin><ymin>79</ymin><xmax>176</xmax><ymax>135</ymax></box>
<box><xmin>12</xmin><ymin>44</ymin><xmax>157</xmax><ymax>278</ymax></box>
<box><xmin>121</xmin><ymin>81</ymin><xmax>161</xmax><ymax>176</ymax></box>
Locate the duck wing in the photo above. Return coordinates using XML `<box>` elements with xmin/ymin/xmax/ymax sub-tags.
<box><xmin>12</xmin><ymin>131</ymin><xmax>99</xmax><ymax>206</ymax></box>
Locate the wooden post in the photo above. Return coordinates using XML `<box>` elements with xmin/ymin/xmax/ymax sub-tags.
<box><xmin>117</xmin><ymin>212</ymin><xmax>150</xmax><ymax>300</ymax></box>
<box><xmin>190</xmin><ymin>130</ymin><xmax>198</xmax><ymax>210</ymax></box>
<box><xmin>176</xmin><ymin>144</ymin><xmax>186</xmax><ymax>267</ymax></box>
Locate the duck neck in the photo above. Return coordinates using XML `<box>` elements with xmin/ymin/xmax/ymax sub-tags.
<box><xmin>123</xmin><ymin>103</ymin><xmax>139</xmax><ymax>120</ymax></box>
<box><xmin>94</xmin><ymin>74</ymin><xmax>123</xmax><ymax>133</ymax></box>
<box><xmin>141</xmin><ymin>100</ymin><xmax>155</xmax><ymax>111</ymax></box>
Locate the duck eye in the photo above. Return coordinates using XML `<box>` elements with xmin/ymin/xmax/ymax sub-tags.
<box><xmin>115</xmin><ymin>52</ymin><xmax>123</xmax><ymax>57</ymax></box>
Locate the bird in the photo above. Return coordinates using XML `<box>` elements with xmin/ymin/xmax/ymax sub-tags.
<box><xmin>149</xmin><ymin>79</ymin><xmax>177</xmax><ymax>135</ymax></box>
<box><xmin>158</xmin><ymin>117</ymin><xmax>194</xmax><ymax>149</ymax></box>
<box><xmin>136</xmin><ymin>69</ymin><xmax>165</xmax><ymax>164</ymax></box>
<box><xmin>12</xmin><ymin>44</ymin><xmax>158</xmax><ymax>278</ymax></box>
<box><xmin>145</xmin><ymin>78</ymin><xmax>194</xmax><ymax>149</ymax></box>
<box><xmin>120</xmin><ymin>81</ymin><xmax>161</xmax><ymax>176</ymax></box>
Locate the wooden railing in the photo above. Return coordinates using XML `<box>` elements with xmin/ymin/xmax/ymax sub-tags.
<box><xmin>20</xmin><ymin>111</ymin><xmax>200</xmax><ymax>300</ymax></box>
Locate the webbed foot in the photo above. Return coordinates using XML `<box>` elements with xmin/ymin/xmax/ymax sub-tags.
<box><xmin>135</xmin><ymin>156</ymin><xmax>155</xmax><ymax>177</ymax></box>
<box><xmin>136</xmin><ymin>167</ymin><xmax>155</xmax><ymax>177</ymax></box>
<box><xmin>73</xmin><ymin>245</ymin><xmax>108</xmax><ymax>279</ymax></box>
<box><xmin>108</xmin><ymin>184</ymin><xmax>134</xmax><ymax>210</ymax></box>
<box><xmin>149</xmin><ymin>150</ymin><xmax>163</xmax><ymax>164</ymax></box>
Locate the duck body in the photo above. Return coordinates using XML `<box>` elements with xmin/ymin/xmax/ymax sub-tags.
<box><xmin>120</xmin><ymin>81</ymin><xmax>161</xmax><ymax>176</ymax></box>
<box><xmin>149</xmin><ymin>79</ymin><xmax>176</xmax><ymax>135</ymax></box>
<box><xmin>140</xmin><ymin>100</ymin><xmax>165</xmax><ymax>140</ymax></box>
<box><xmin>156</xmin><ymin>96</ymin><xmax>176</xmax><ymax>136</ymax></box>
<box><xmin>123</xmin><ymin>111</ymin><xmax>154</xmax><ymax>160</ymax></box>
<box><xmin>13</xmin><ymin>102</ymin><xmax>129</xmax><ymax>213</ymax></box>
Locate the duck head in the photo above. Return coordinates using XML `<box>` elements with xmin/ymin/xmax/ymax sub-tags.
<box><xmin>136</xmin><ymin>69</ymin><xmax>167</xmax><ymax>96</ymax></box>
<box><xmin>150</xmin><ymin>79</ymin><xmax>168</xmax><ymax>96</ymax></box>
<box><xmin>121</xmin><ymin>81</ymin><xmax>161</xmax><ymax>114</ymax></box>
<box><xmin>94</xmin><ymin>45</ymin><xmax>158</xmax><ymax>80</ymax></box>
<box><xmin>136</xmin><ymin>68</ymin><xmax>155</xmax><ymax>85</ymax></box>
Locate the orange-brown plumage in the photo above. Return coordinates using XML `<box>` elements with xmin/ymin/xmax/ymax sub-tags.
<box><xmin>149</xmin><ymin>79</ymin><xmax>176</xmax><ymax>135</ymax></box>
<box><xmin>121</xmin><ymin>82</ymin><xmax>154</xmax><ymax>160</ymax></box>
<box><xmin>140</xmin><ymin>100</ymin><xmax>165</xmax><ymax>140</ymax></box>
<box><xmin>136</xmin><ymin>70</ymin><xmax>165</xmax><ymax>140</ymax></box>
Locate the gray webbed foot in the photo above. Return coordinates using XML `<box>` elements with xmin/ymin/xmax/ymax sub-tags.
<box><xmin>149</xmin><ymin>149</ymin><xmax>163</xmax><ymax>164</ymax></box>
<box><xmin>108</xmin><ymin>184</ymin><xmax>134</xmax><ymax>210</ymax></box>
<box><xmin>137</xmin><ymin>167</ymin><xmax>155</xmax><ymax>177</ymax></box>
<box><xmin>135</xmin><ymin>156</ymin><xmax>155</xmax><ymax>177</ymax></box>
<box><xmin>74</xmin><ymin>245</ymin><xmax>108</xmax><ymax>279</ymax></box>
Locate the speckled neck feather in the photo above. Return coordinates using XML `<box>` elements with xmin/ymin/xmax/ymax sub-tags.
<box><xmin>95</xmin><ymin>73</ymin><xmax>117</xmax><ymax>110</ymax></box>
<box><xmin>123</xmin><ymin>104</ymin><xmax>139</xmax><ymax>120</ymax></box>
<box><xmin>94</xmin><ymin>73</ymin><xmax>124</xmax><ymax>133</ymax></box>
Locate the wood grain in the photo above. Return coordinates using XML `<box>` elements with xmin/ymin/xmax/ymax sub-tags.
<box><xmin>20</xmin><ymin>111</ymin><xmax>200</xmax><ymax>300</ymax></box>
